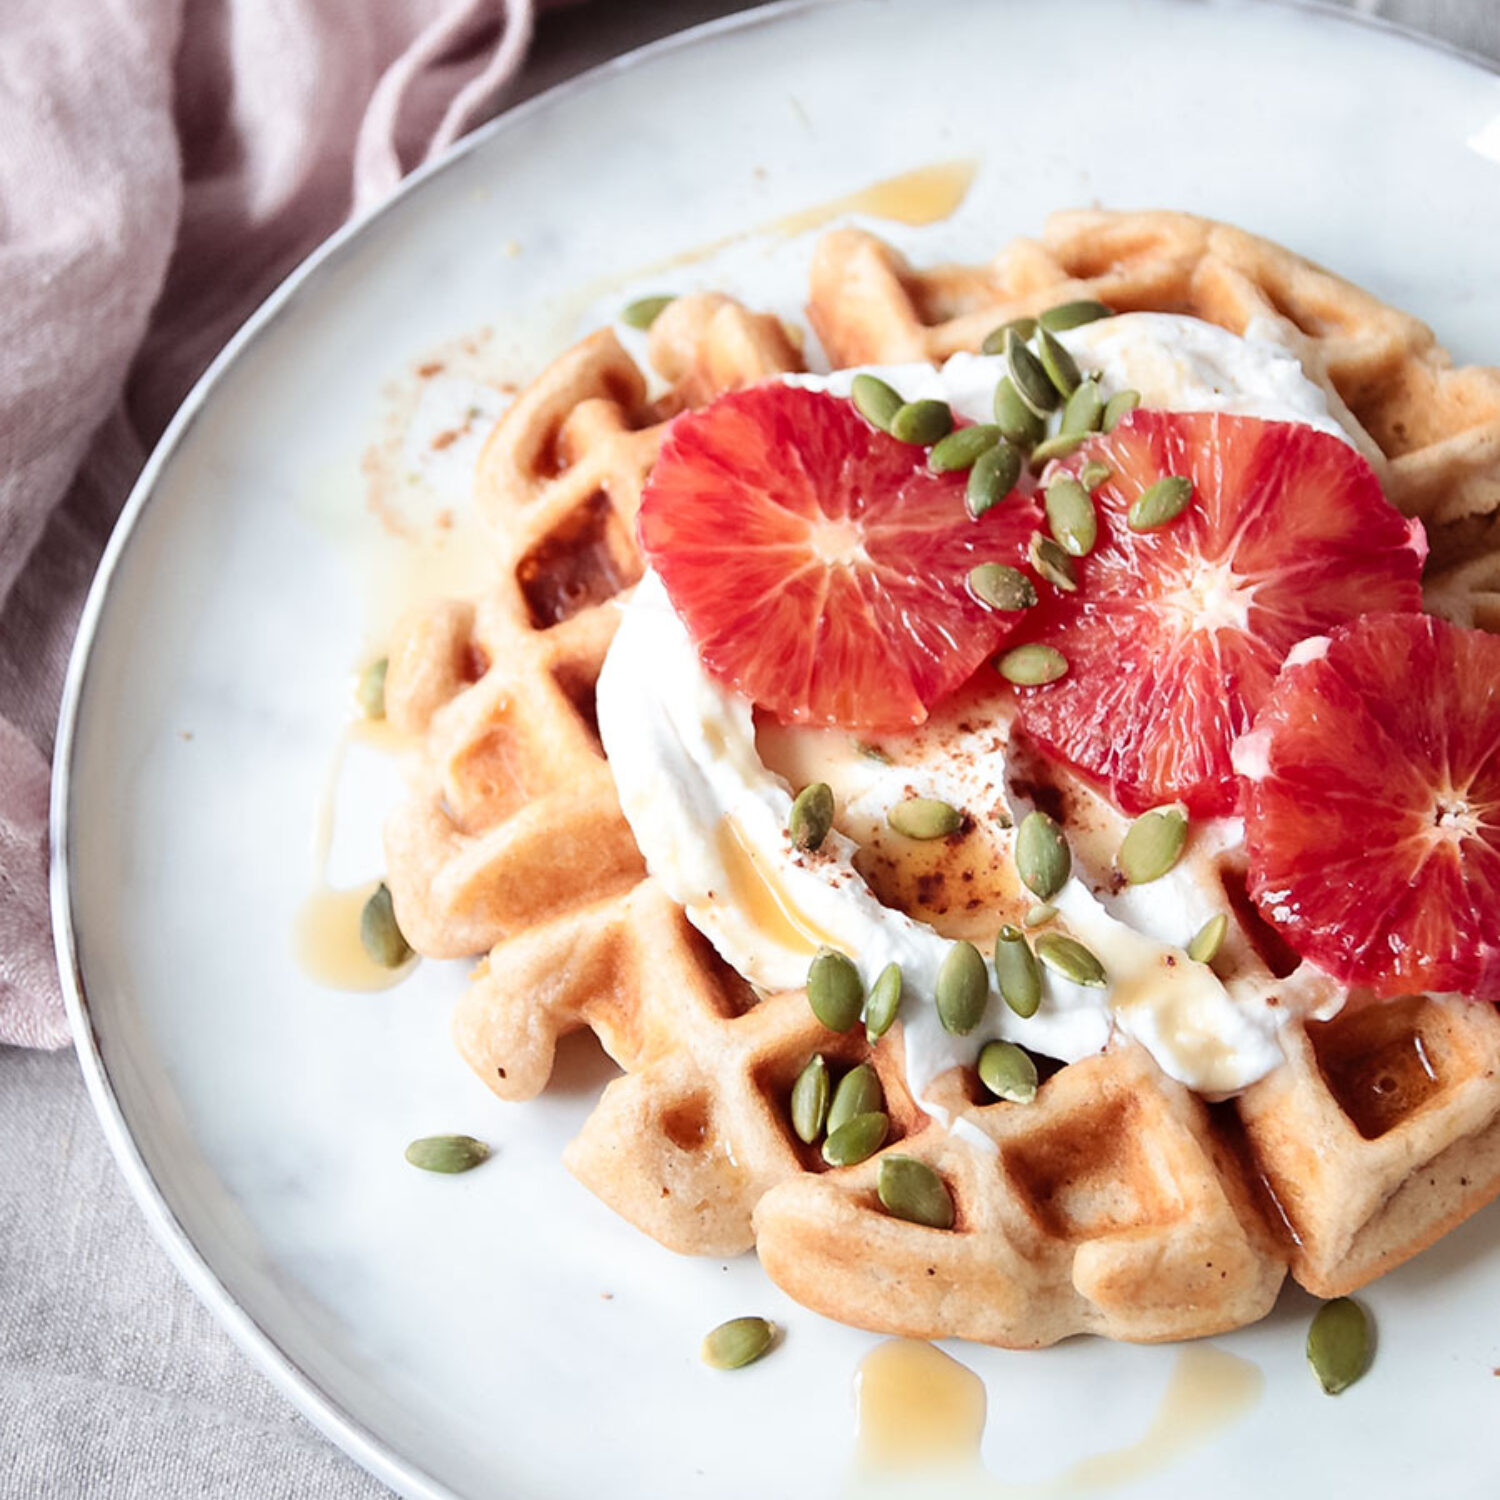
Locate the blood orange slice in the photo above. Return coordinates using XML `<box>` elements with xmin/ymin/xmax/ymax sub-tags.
<box><xmin>1011</xmin><ymin>411</ymin><xmax>1426</xmax><ymax>815</ymax></box>
<box><xmin>1236</xmin><ymin>613</ymin><xmax>1500</xmax><ymax>999</ymax></box>
<box><xmin>639</xmin><ymin>384</ymin><xmax>1040</xmax><ymax>730</ymax></box>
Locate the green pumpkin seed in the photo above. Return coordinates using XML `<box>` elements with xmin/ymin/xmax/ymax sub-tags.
<box><xmin>968</xmin><ymin>563</ymin><xmax>1037</xmax><ymax>613</ymax></box>
<box><xmin>621</xmin><ymin>294</ymin><xmax>675</xmax><ymax>329</ymax></box>
<box><xmin>930</xmin><ymin>424</ymin><xmax>1001</xmax><ymax>473</ymax></box>
<box><xmin>1035</xmin><ymin>932</ymin><xmax>1106</xmax><ymax>987</ymax></box>
<box><xmin>828</xmin><ymin>1062</ymin><xmax>884</xmax><ymax>1135</ymax></box>
<box><xmin>1101</xmin><ymin>388</ymin><xmax>1141</xmax><ymax>432</ymax></box>
<box><xmin>981</xmin><ymin>316</ymin><xmax>1037</xmax><ymax>355</ymax></box>
<box><xmin>1015</xmin><ymin>811</ymin><xmax>1071</xmax><ymax>901</ymax></box>
<box><xmin>1306</xmin><ymin>1298</ymin><xmax>1371</xmax><ymax>1395</ymax></box>
<box><xmin>993</xmin><ymin>924</ymin><xmax>1042</xmax><ymax>1018</ymax></box>
<box><xmin>878</xmin><ymin>1155</ymin><xmax>955</xmax><ymax>1229</ymax></box>
<box><xmin>1005</xmin><ymin>328</ymin><xmax>1061</xmax><ymax>416</ymax></box>
<box><xmin>1036</xmin><ymin>325</ymin><xmax>1082</xmax><ymax>399</ymax></box>
<box><xmin>806</xmin><ymin>949</ymin><xmax>864</xmax><ymax>1032</ymax></box>
<box><xmin>821</xmin><ymin>1110</ymin><xmax>889</xmax><ymax>1167</ymax></box>
<box><xmin>1027</xmin><ymin>432</ymin><xmax>1086</xmax><ymax>470</ymax></box>
<box><xmin>1045</xmin><ymin>476</ymin><xmax>1098</xmax><ymax>557</ymax></box>
<box><xmin>702</xmin><ymin>1316</ymin><xmax>776</xmax><ymax>1370</ymax></box>
<box><xmin>1060</xmin><ymin>378</ymin><xmax>1104</xmax><ymax>437</ymax></box>
<box><xmin>788</xmin><ymin>782</ymin><xmax>835</xmax><ymax>852</ymax></box>
<box><xmin>890</xmin><ymin>399</ymin><xmax>954</xmax><ymax>446</ymax></box>
<box><xmin>865</xmin><ymin>962</ymin><xmax>903</xmax><ymax>1044</ymax></box>
<box><xmin>361</xmin><ymin>883</ymin><xmax>413</xmax><ymax>968</ymax></box>
<box><xmin>966</xmin><ymin>438</ymin><xmax>1022</xmax><ymax>518</ymax></box>
<box><xmin>854</xmin><ymin>739</ymin><xmax>892</xmax><ymax>764</ymax></box>
<box><xmin>357</xmin><ymin>657</ymin><xmax>388</xmax><ymax>719</ymax></box>
<box><xmin>1024</xmin><ymin>903</ymin><xmax>1056</xmax><ymax>928</ymax></box>
<box><xmin>978</xmin><ymin>1039</ymin><xmax>1039</xmax><ymax>1103</ymax></box>
<box><xmin>405</xmin><ymin>1134</ymin><xmax>489</xmax><ymax>1174</ymax></box>
<box><xmin>888</xmin><ymin>797</ymin><xmax>963</xmax><ymax>840</ymax></box>
<box><xmin>992</xmin><ymin>376</ymin><xmax>1047</xmax><ymax>447</ymax></box>
<box><xmin>790</xmin><ymin>1054</ymin><xmax>830</xmax><ymax>1144</ymax></box>
<box><xmin>1040</xmin><ymin>299</ymin><xmax>1114</xmax><ymax>332</ymax></box>
<box><xmin>851</xmin><ymin>373</ymin><xmax>903</xmax><ymax>432</ymax></box>
<box><xmin>1028</xmin><ymin>533</ymin><xmax>1079</xmax><ymax>593</ymax></box>
<box><xmin>1128</xmin><ymin>475</ymin><xmax>1194</xmax><ymax>531</ymax></box>
<box><xmin>935</xmin><ymin>941</ymin><xmax>989</xmax><ymax>1035</ymax></box>
<box><xmin>1188</xmin><ymin>912</ymin><xmax>1230</xmax><ymax>966</ymax></box>
<box><xmin>996</xmin><ymin>643</ymin><xmax>1068</xmax><ymax>686</ymax></box>
<box><xmin>1118</xmin><ymin>805</ymin><xmax>1189</xmax><ymax>884</ymax></box>
<box><xmin>1079</xmin><ymin>459</ymin><xmax>1112</xmax><ymax>492</ymax></box>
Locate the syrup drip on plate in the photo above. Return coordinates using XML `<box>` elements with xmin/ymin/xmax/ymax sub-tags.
<box><xmin>852</xmin><ymin>1340</ymin><xmax>1262</xmax><ymax>1496</ymax></box>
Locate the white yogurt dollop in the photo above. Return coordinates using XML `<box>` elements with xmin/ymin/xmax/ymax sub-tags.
<box><xmin>596</xmin><ymin>315</ymin><xmax>1348</xmax><ymax>1113</ymax></box>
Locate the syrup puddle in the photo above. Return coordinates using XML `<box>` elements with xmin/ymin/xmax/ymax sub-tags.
<box><xmin>852</xmin><ymin>1340</ymin><xmax>1262</xmax><ymax>1496</ymax></box>
<box><xmin>293</xmin><ymin>715</ymin><xmax>418</xmax><ymax>993</ymax></box>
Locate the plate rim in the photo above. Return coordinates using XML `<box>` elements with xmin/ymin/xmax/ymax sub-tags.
<box><xmin>46</xmin><ymin>3</ymin><xmax>1500</xmax><ymax>1497</ymax></box>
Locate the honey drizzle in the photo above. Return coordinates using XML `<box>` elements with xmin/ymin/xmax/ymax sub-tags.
<box><xmin>852</xmin><ymin>1341</ymin><xmax>1263</xmax><ymax>1495</ymax></box>
<box><xmin>713</xmin><ymin>817</ymin><xmax>846</xmax><ymax>957</ymax></box>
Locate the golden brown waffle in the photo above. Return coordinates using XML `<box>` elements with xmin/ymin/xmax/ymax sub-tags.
<box><xmin>382</xmin><ymin>226</ymin><xmax>1500</xmax><ymax>1348</ymax></box>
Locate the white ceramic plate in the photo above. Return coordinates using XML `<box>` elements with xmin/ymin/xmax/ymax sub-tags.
<box><xmin>54</xmin><ymin>3</ymin><xmax>1500</xmax><ymax>1497</ymax></box>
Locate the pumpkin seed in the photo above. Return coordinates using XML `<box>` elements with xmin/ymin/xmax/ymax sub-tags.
<box><xmin>992</xmin><ymin>376</ymin><xmax>1047</xmax><ymax>447</ymax></box>
<box><xmin>1306</xmin><ymin>1298</ymin><xmax>1371</xmax><ymax>1395</ymax></box>
<box><xmin>1005</xmin><ymin>327</ymin><xmax>1061</xmax><ymax>416</ymax></box>
<box><xmin>1015</xmin><ymin>811</ymin><xmax>1070</xmax><ymax>901</ymax></box>
<box><xmin>1023</xmin><ymin>903</ymin><xmax>1056</xmax><ymax>928</ymax></box>
<box><xmin>790</xmin><ymin>1054</ymin><xmax>830</xmax><ymax>1144</ymax></box>
<box><xmin>1101</xmin><ymin>388</ymin><xmax>1141</xmax><ymax>431</ymax></box>
<box><xmin>935</xmin><ymin>940</ymin><xmax>989</xmax><ymax>1035</ymax></box>
<box><xmin>1036</xmin><ymin>325</ymin><xmax>1082</xmax><ymax>399</ymax></box>
<box><xmin>930</xmin><ymin>424</ymin><xmax>1001</xmax><ymax>473</ymax></box>
<box><xmin>854</xmin><ymin>739</ymin><xmax>892</xmax><ymax>764</ymax></box>
<box><xmin>1060</xmin><ymin>378</ymin><xmax>1104</xmax><ymax>436</ymax></box>
<box><xmin>877</xmin><ymin>1155</ymin><xmax>955</xmax><ymax>1229</ymax></box>
<box><xmin>357</xmin><ymin>657</ymin><xmax>388</xmax><ymax>719</ymax></box>
<box><xmin>1028</xmin><ymin>533</ymin><xmax>1079</xmax><ymax>593</ymax></box>
<box><xmin>993</xmin><ymin>924</ymin><xmax>1042</xmax><ymax>1018</ymax></box>
<box><xmin>1118</xmin><ymin>805</ymin><xmax>1189</xmax><ymax>884</ymax></box>
<box><xmin>890</xmin><ymin>398</ymin><xmax>954</xmax><ymax>446</ymax></box>
<box><xmin>821</xmin><ymin>1110</ymin><xmax>889</xmax><ymax>1167</ymax></box>
<box><xmin>1028</xmin><ymin>432</ymin><xmax>1086</xmax><ymax>470</ymax></box>
<box><xmin>978</xmin><ymin>1039</ymin><xmax>1039</xmax><ymax>1102</ymax></box>
<box><xmin>966</xmin><ymin>438</ymin><xmax>1022</xmax><ymax>518</ymax></box>
<box><xmin>1035</xmin><ymin>932</ymin><xmax>1106</xmax><ymax>987</ymax></box>
<box><xmin>865</xmin><ymin>962</ymin><xmax>903</xmax><ymax>1044</ymax></box>
<box><xmin>1188</xmin><ymin>912</ymin><xmax>1230</xmax><ymax>966</ymax></box>
<box><xmin>996</xmin><ymin>643</ymin><xmax>1067</xmax><ymax>686</ymax></box>
<box><xmin>1040</xmin><ymin>299</ymin><xmax>1113</xmax><ymax>332</ymax></box>
<box><xmin>968</xmin><ymin>563</ymin><xmax>1037</xmax><ymax>612</ymax></box>
<box><xmin>888</xmin><ymin>797</ymin><xmax>963</xmax><ymax>840</ymax></box>
<box><xmin>981</xmin><ymin>316</ymin><xmax>1037</xmax><ymax>355</ymax></box>
<box><xmin>851</xmin><ymin>373</ymin><xmax>903</xmax><ymax>432</ymax></box>
<box><xmin>1128</xmin><ymin>474</ymin><xmax>1194</xmax><ymax>531</ymax></box>
<box><xmin>405</xmin><ymin>1134</ymin><xmax>489</xmax><ymax>1174</ymax></box>
<box><xmin>1045</xmin><ymin>476</ymin><xmax>1098</xmax><ymax>557</ymax></box>
<box><xmin>807</xmin><ymin>949</ymin><xmax>863</xmax><ymax>1032</ymax></box>
<box><xmin>702</xmin><ymin>1316</ymin><xmax>776</xmax><ymax>1370</ymax></box>
<box><xmin>361</xmin><ymin>883</ymin><xmax>413</xmax><ymax>968</ymax></box>
<box><xmin>788</xmin><ymin>782</ymin><xmax>835</xmax><ymax>852</ymax></box>
<box><xmin>1079</xmin><ymin>459</ymin><xmax>1112</xmax><ymax>492</ymax></box>
<box><xmin>827</xmin><ymin>1062</ymin><xmax>884</xmax><ymax>1135</ymax></box>
<box><xmin>621</xmin><ymin>294</ymin><xmax>675</xmax><ymax>329</ymax></box>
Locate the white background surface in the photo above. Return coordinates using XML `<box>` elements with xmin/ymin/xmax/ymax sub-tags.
<box><xmin>8</xmin><ymin>2</ymin><xmax>1500</xmax><ymax>1497</ymax></box>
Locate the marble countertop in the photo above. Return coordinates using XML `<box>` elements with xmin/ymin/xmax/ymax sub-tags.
<box><xmin>4</xmin><ymin>2</ymin><xmax>1497</xmax><ymax>1496</ymax></box>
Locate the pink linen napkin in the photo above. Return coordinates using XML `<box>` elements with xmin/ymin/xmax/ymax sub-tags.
<box><xmin>0</xmin><ymin>0</ymin><xmax>539</xmax><ymax>1049</ymax></box>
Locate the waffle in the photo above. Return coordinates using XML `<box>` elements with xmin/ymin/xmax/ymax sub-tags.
<box><xmin>382</xmin><ymin>218</ymin><xmax>1500</xmax><ymax>1348</ymax></box>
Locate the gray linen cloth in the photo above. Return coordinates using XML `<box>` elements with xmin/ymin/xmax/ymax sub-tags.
<box><xmin>2</xmin><ymin>1</ymin><xmax>1495</xmax><ymax>1496</ymax></box>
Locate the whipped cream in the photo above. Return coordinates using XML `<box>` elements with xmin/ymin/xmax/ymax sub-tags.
<box><xmin>596</xmin><ymin>314</ymin><xmax>1349</xmax><ymax>1111</ymax></box>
